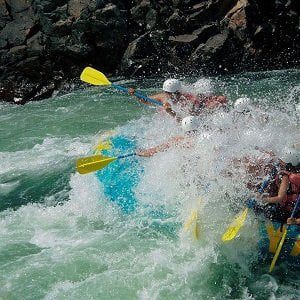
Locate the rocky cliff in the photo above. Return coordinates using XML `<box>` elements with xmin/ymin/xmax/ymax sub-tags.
<box><xmin>0</xmin><ymin>0</ymin><xmax>299</xmax><ymax>103</ymax></box>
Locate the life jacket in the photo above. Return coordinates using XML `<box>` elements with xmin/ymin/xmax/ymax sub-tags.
<box><xmin>169</xmin><ymin>93</ymin><xmax>202</xmax><ymax>116</ymax></box>
<box><xmin>276</xmin><ymin>171</ymin><xmax>300</xmax><ymax>212</ymax></box>
<box><xmin>202</xmin><ymin>95</ymin><xmax>228</xmax><ymax>109</ymax></box>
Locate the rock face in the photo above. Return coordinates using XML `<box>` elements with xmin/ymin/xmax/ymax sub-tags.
<box><xmin>0</xmin><ymin>0</ymin><xmax>299</xmax><ymax>103</ymax></box>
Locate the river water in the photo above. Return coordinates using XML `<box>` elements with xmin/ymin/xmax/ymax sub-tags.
<box><xmin>0</xmin><ymin>69</ymin><xmax>299</xmax><ymax>299</ymax></box>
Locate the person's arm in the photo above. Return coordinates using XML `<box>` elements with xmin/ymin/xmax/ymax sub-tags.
<box><xmin>287</xmin><ymin>217</ymin><xmax>300</xmax><ymax>225</ymax></box>
<box><xmin>137</xmin><ymin>136</ymin><xmax>185</xmax><ymax>157</ymax></box>
<box><xmin>128</xmin><ymin>88</ymin><xmax>166</xmax><ymax>106</ymax></box>
<box><xmin>162</xmin><ymin>101</ymin><xmax>180</xmax><ymax>120</ymax></box>
<box><xmin>204</xmin><ymin>95</ymin><xmax>228</xmax><ymax>109</ymax></box>
<box><xmin>128</xmin><ymin>89</ymin><xmax>179</xmax><ymax>120</ymax></box>
<box><xmin>261</xmin><ymin>175</ymin><xmax>289</xmax><ymax>204</ymax></box>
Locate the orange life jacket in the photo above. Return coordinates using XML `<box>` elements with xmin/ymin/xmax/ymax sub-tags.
<box><xmin>276</xmin><ymin>171</ymin><xmax>300</xmax><ymax>212</ymax></box>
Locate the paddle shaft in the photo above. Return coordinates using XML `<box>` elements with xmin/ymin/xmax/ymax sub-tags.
<box><xmin>111</xmin><ymin>84</ymin><xmax>163</xmax><ymax>107</ymax></box>
<box><xmin>117</xmin><ymin>153</ymin><xmax>136</xmax><ymax>159</ymax></box>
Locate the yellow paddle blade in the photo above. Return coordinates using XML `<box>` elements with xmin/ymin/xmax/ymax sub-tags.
<box><xmin>76</xmin><ymin>155</ymin><xmax>116</xmax><ymax>174</ymax></box>
<box><xmin>93</xmin><ymin>140</ymin><xmax>112</xmax><ymax>154</ymax></box>
<box><xmin>184</xmin><ymin>210</ymin><xmax>197</xmax><ymax>231</ymax></box>
<box><xmin>184</xmin><ymin>198</ymin><xmax>202</xmax><ymax>240</ymax></box>
<box><xmin>269</xmin><ymin>227</ymin><xmax>287</xmax><ymax>272</ymax></box>
<box><xmin>80</xmin><ymin>67</ymin><xmax>111</xmax><ymax>86</ymax></box>
<box><xmin>183</xmin><ymin>210</ymin><xmax>200</xmax><ymax>240</ymax></box>
<box><xmin>222</xmin><ymin>208</ymin><xmax>248</xmax><ymax>242</ymax></box>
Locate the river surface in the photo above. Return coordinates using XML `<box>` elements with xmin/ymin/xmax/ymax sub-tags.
<box><xmin>0</xmin><ymin>69</ymin><xmax>299</xmax><ymax>299</ymax></box>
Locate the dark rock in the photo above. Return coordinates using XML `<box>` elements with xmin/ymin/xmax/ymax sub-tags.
<box><xmin>121</xmin><ymin>33</ymin><xmax>162</xmax><ymax>75</ymax></box>
<box><xmin>51</xmin><ymin>18</ymin><xmax>73</xmax><ymax>36</ymax></box>
<box><xmin>0</xmin><ymin>0</ymin><xmax>299</xmax><ymax>103</ymax></box>
<box><xmin>0</xmin><ymin>1</ymin><xmax>10</xmax><ymax>30</ymax></box>
<box><xmin>26</xmin><ymin>32</ymin><xmax>45</xmax><ymax>56</ymax></box>
<box><xmin>0</xmin><ymin>6</ymin><xmax>35</xmax><ymax>48</ymax></box>
<box><xmin>190</xmin><ymin>30</ymin><xmax>242</xmax><ymax>73</ymax></box>
<box><xmin>196</xmin><ymin>31</ymin><xmax>230</xmax><ymax>56</ymax></box>
<box><xmin>193</xmin><ymin>23</ymin><xmax>219</xmax><ymax>43</ymax></box>
<box><xmin>131</xmin><ymin>0</ymin><xmax>157</xmax><ymax>30</ymax></box>
<box><xmin>169</xmin><ymin>34</ymin><xmax>198</xmax><ymax>44</ymax></box>
<box><xmin>6</xmin><ymin>0</ymin><xmax>32</xmax><ymax>14</ymax></box>
<box><xmin>167</xmin><ymin>10</ymin><xmax>187</xmax><ymax>34</ymax></box>
<box><xmin>67</xmin><ymin>0</ymin><xmax>90</xmax><ymax>18</ymax></box>
<box><xmin>222</xmin><ymin>0</ymin><xmax>253</xmax><ymax>41</ymax></box>
<box><xmin>149</xmin><ymin>30</ymin><xmax>170</xmax><ymax>55</ymax></box>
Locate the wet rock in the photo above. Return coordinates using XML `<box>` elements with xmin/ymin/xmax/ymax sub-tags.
<box><xmin>190</xmin><ymin>30</ymin><xmax>241</xmax><ymax>73</ymax></box>
<box><xmin>0</xmin><ymin>0</ymin><xmax>299</xmax><ymax>103</ymax></box>
<box><xmin>6</xmin><ymin>0</ymin><xmax>32</xmax><ymax>14</ymax></box>
<box><xmin>131</xmin><ymin>0</ymin><xmax>157</xmax><ymax>30</ymax></box>
<box><xmin>51</xmin><ymin>18</ymin><xmax>73</xmax><ymax>36</ymax></box>
<box><xmin>26</xmin><ymin>32</ymin><xmax>45</xmax><ymax>56</ymax></box>
<box><xmin>193</xmin><ymin>23</ymin><xmax>219</xmax><ymax>43</ymax></box>
<box><xmin>68</xmin><ymin>0</ymin><xmax>90</xmax><ymax>18</ymax></box>
<box><xmin>222</xmin><ymin>0</ymin><xmax>255</xmax><ymax>40</ymax></box>
<box><xmin>167</xmin><ymin>10</ymin><xmax>187</xmax><ymax>34</ymax></box>
<box><xmin>0</xmin><ymin>10</ymin><xmax>35</xmax><ymax>48</ymax></box>
<box><xmin>121</xmin><ymin>33</ymin><xmax>162</xmax><ymax>75</ymax></box>
<box><xmin>0</xmin><ymin>1</ymin><xmax>10</xmax><ymax>30</ymax></box>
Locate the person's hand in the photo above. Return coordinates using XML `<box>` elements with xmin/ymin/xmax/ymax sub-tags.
<box><xmin>163</xmin><ymin>102</ymin><xmax>171</xmax><ymax>110</ymax></box>
<box><xmin>287</xmin><ymin>217</ymin><xmax>297</xmax><ymax>225</ymax></box>
<box><xmin>246</xmin><ymin>198</ymin><xmax>257</xmax><ymax>208</ymax></box>
<box><xmin>128</xmin><ymin>88</ymin><xmax>135</xmax><ymax>96</ymax></box>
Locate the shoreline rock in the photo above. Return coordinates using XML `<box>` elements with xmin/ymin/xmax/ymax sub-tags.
<box><xmin>0</xmin><ymin>0</ymin><xmax>299</xmax><ymax>104</ymax></box>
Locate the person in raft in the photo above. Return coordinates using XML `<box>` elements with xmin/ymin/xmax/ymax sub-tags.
<box><xmin>254</xmin><ymin>144</ymin><xmax>300</xmax><ymax>223</ymax></box>
<box><xmin>128</xmin><ymin>79</ymin><xmax>228</xmax><ymax>121</ymax></box>
<box><xmin>233</xmin><ymin>97</ymin><xmax>269</xmax><ymax>125</ymax></box>
<box><xmin>137</xmin><ymin>116</ymin><xmax>199</xmax><ymax>157</ymax></box>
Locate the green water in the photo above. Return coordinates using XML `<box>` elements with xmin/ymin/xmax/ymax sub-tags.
<box><xmin>0</xmin><ymin>70</ymin><xmax>299</xmax><ymax>299</ymax></box>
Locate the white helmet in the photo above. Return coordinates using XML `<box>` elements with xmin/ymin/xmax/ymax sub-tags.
<box><xmin>234</xmin><ymin>97</ymin><xmax>251</xmax><ymax>112</ymax></box>
<box><xmin>281</xmin><ymin>145</ymin><xmax>300</xmax><ymax>166</ymax></box>
<box><xmin>182</xmin><ymin>116</ymin><xmax>199</xmax><ymax>132</ymax></box>
<box><xmin>163</xmin><ymin>79</ymin><xmax>182</xmax><ymax>93</ymax></box>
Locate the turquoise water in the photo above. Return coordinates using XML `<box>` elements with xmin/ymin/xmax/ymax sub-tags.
<box><xmin>0</xmin><ymin>70</ymin><xmax>299</xmax><ymax>299</ymax></box>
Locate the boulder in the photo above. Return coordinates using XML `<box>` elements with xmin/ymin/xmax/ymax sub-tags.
<box><xmin>68</xmin><ymin>0</ymin><xmax>90</xmax><ymax>18</ymax></box>
<box><xmin>6</xmin><ymin>0</ymin><xmax>32</xmax><ymax>14</ymax></box>
<box><xmin>169</xmin><ymin>34</ymin><xmax>198</xmax><ymax>44</ymax></box>
<box><xmin>0</xmin><ymin>0</ymin><xmax>10</xmax><ymax>30</ymax></box>
<box><xmin>26</xmin><ymin>31</ymin><xmax>45</xmax><ymax>56</ymax></box>
<box><xmin>131</xmin><ymin>0</ymin><xmax>157</xmax><ymax>30</ymax></box>
<box><xmin>192</xmin><ymin>23</ymin><xmax>219</xmax><ymax>43</ymax></box>
<box><xmin>167</xmin><ymin>10</ymin><xmax>187</xmax><ymax>34</ymax></box>
<box><xmin>196</xmin><ymin>31</ymin><xmax>230</xmax><ymax>56</ymax></box>
<box><xmin>222</xmin><ymin>0</ymin><xmax>257</xmax><ymax>40</ymax></box>
<box><xmin>51</xmin><ymin>18</ymin><xmax>73</xmax><ymax>36</ymax></box>
<box><xmin>0</xmin><ymin>5</ymin><xmax>35</xmax><ymax>48</ymax></box>
<box><xmin>190</xmin><ymin>30</ymin><xmax>241</xmax><ymax>72</ymax></box>
<box><xmin>121</xmin><ymin>33</ymin><xmax>160</xmax><ymax>75</ymax></box>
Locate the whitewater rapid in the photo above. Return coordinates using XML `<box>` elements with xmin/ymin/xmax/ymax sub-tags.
<box><xmin>0</xmin><ymin>69</ymin><xmax>299</xmax><ymax>299</ymax></box>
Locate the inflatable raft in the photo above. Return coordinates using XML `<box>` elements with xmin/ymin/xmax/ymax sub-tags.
<box><xmin>95</xmin><ymin>135</ymin><xmax>142</xmax><ymax>213</ymax></box>
<box><xmin>258</xmin><ymin>220</ymin><xmax>300</xmax><ymax>266</ymax></box>
<box><xmin>93</xmin><ymin>133</ymin><xmax>300</xmax><ymax>267</ymax></box>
